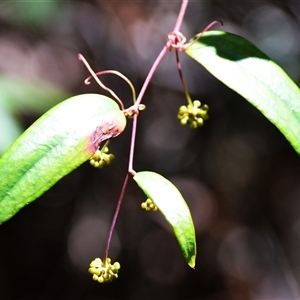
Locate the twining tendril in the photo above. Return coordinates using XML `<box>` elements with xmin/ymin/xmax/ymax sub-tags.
<box><xmin>167</xmin><ymin>31</ymin><xmax>187</xmax><ymax>51</ymax></box>
<box><xmin>166</xmin><ymin>20</ymin><xmax>223</xmax><ymax>52</ymax></box>
<box><xmin>84</xmin><ymin>70</ymin><xmax>137</xmax><ymax>106</ymax></box>
<box><xmin>184</xmin><ymin>20</ymin><xmax>223</xmax><ymax>50</ymax></box>
<box><xmin>78</xmin><ymin>54</ymin><xmax>137</xmax><ymax>111</ymax></box>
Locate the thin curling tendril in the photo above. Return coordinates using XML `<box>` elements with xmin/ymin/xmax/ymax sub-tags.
<box><xmin>184</xmin><ymin>20</ymin><xmax>223</xmax><ymax>50</ymax></box>
<box><xmin>78</xmin><ymin>54</ymin><xmax>137</xmax><ymax>110</ymax></box>
<box><xmin>85</xmin><ymin>70</ymin><xmax>137</xmax><ymax>105</ymax></box>
<box><xmin>167</xmin><ymin>31</ymin><xmax>187</xmax><ymax>51</ymax></box>
<box><xmin>166</xmin><ymin>20</ymin><xmax>223</xmax><ymax>52</ymax></box>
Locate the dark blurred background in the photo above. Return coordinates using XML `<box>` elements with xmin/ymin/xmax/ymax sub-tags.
<box><xmin>1</xmin><ymin>1</ymin><xmax>300</xmax><ymax>299</ymax></box>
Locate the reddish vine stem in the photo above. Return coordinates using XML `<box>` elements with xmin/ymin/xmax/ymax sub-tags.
<box><xmin>173</xmin><ymin>0</ymin><xmax>188</xmax><ymax>32</ymax></box>
<box><xmin>127</xmin><ymin>46</ymin><xmax>168</xmax><ymax>174</ymax></box>
<box><xmin>104</xmin><ymin>0</ymin><xmax>189</xmax><ymax>258</ymax></box>
<box><xmin>104</xmin><ymin>173</ymin><xmax>129</xmax><ymax>262</ymax></box>
<box><xmin>128</xmin><ymin>0</ymin><xmax>189</xmax><ymax>173</ymax></box>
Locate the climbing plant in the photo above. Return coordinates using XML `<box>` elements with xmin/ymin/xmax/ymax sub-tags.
<box><xmin>1</xmin><ymin>0</ymin><xmax>300</xmax><ymax>283</ymax></box>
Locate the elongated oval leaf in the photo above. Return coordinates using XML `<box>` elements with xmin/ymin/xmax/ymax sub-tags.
<box><xmin>0</xmin><ymin>94</ymin><xmax>126</xmax><ymax>224</ymax></box>
<box><xmin>185</xmin><ymin>31</ymin><xmax>300</xmax><ymax>154</ymax></box>
<box><xmin>133</xmin><ymin>171</ymin><xmax>196</xmax><ymax>268</ymax></box>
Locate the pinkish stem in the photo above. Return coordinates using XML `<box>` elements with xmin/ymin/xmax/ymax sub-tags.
<box><xmin>128</xmin><ymin>0</ymin><xmax>189</xmax><ymax>173</ymax></box>
<box><xmin>104</xmin><ymin>173</ymin><xmax>129</xmax><ymax>262</ymax></box>
<box><xmin>104</xmin><ymin>0</ymin><xmax>190</xmax><ymax>257</ymax></box>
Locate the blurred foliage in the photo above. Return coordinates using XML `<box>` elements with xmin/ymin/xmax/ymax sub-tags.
<box><xmin>0</xmin><ymin>0</ymin><xmax>61</xmax><ymax>27</ymax></box>
<box><xmin>1</xmin><ymin>1</ymin><xmax>300</xmax><ymax>300</ymax></box>
<box><xmin>0</xmin><ymin>75</ymin><xmax>68</xmax><ymax>154</ymax></box>
<box><xmin>0</xmin><ymin>104</ymin><xmax>22</xmax><ymax>155</ymax></box>
<box><xmin>0</xmin><ymin>75</ymin><xmax>68</xmax><ymax>112</ymax></box>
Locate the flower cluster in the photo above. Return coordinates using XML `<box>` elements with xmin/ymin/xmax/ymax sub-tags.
<box><xmin>89</xmin><ymin>147</ymin><xmax>114</xmax><ymax>168</ymax></box>
<box><xmin>141</xmin><ymin>199</ymin><xmax>158</xmax><ymax>212</ymax></box>
<box><xmin>177</xmin><ymin>100</ymin><xmax>209</xmax><ymax>129</ymax></box>
<box><xmin>88</xmin><ymin>258</ymin><xmax>121</xmax><ymax>283</ymax></box>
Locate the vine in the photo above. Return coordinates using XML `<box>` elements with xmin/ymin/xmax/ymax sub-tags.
<box><xmin>1</xmin><ymin>0</ymin><xmax>299</xmax><ymax>286</ymax></box>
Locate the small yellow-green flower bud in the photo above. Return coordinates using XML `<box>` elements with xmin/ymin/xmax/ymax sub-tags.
<box><xmin>180</xmin><ymin>118</ymin><xmax>188</xmax><ymax>125</ymax></box>
<box><xmin>93</xmin><ymin>275</ymin><xmax>98</xmax><ymax>281</ymax></box>
<box><xmin>113</xmin><ymin>262</ymin><xmax>121</xmax><ymax>270</ymax></box>
<box><xmin>193</xmin><ymin>100</ymin><xmax>201</xmax><ymax>107</ymax></box>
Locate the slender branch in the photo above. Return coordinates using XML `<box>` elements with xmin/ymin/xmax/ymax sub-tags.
<box><xmin>133</xmin><ymin>0</ymin><xmax>188</xmax><ymax>108</ymax></box>
<box><xmin>128</xmin><ymin>0</ymin><xmax>189</xmax><ymax>173</ymax></box>
<box><xmin>128</xmin><ymin>114</ymin><xmax>138</xmax><ymax>175</ymax></box>
<box><xmin>127</xmin><ymin>43</ymin><xmax>169</xmax><ymax>174</ymax></box>
<box><xmin>103</xmin><ymin>0</ymin><xmax>190</xmax><ymax>261</ymax></box>
<box><xmin>104</xmin><ymin>173</ymin><xmax>129</xmax><ymax>262</ymax></box>
<box><xmin>134</xmin><ymin>46</ymin><xmax>168</xmax><ymax>108</ymax></box>
<box><xmin>173</xmin><ymin>0</ymin><xmax>189</xmax><ymax>32</ymax></box>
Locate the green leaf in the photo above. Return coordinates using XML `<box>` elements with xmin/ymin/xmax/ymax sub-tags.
<box><xmin>185</xmin><ymin>31</ymin><xmax>300</xmax><ymax>154</ymax></box>
<box><xmin>133</xmin><ymin>171</ymin><xmax>196</xmax><ymax>268</ymax></box>
<box><xmin>0</xmin><ymin>94</ymin><xmax>126</xmax><ymax>224</ymax></box>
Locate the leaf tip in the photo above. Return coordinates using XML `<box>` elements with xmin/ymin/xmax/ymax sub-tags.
<box><xmin>188</xmin><ymin>255</ymin><xmax>196</xmax><ymax>269</ymax></box>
